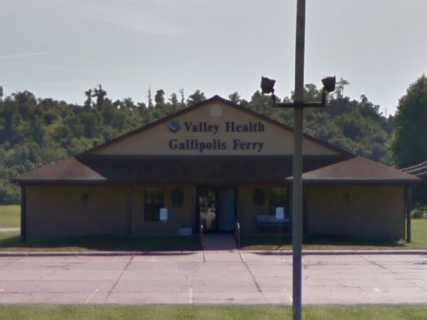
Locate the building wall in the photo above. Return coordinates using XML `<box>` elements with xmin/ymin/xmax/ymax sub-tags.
<box><xmin>305</xmin><ymin>184</ymin><xmax>405</xmax><ymax>240</ymax></box>
<box><xmin>25</xmin><ymin>183</ymin><xmax>406</xmax><ymax>241</ymax></box>
<box><xmin>25</xmin><ymin>184</ymin><xmax>196</xmax><ymax>240</ymax></box>
<box><xmin>130</xmin><ymin>185</ymin><xmax>195</xmax><ymax>236</ymax></box>
<box><xmin>237</xmin><ymin>185</ymin><xmax>288</xmax><ymax>235</ymax></box>
<box><xmin>95</xmin><ymin>101</ymin><xmax>339</xmax><ymax>157</ymax></box>
<box><xmin>25</xmin><ymin>185</ymin><xmax>130</xmax><ymax>240</ymax></box>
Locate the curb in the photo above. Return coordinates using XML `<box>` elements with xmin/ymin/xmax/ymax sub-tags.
<box><xmin>0</xmin><ymin>249</ymin><xmax>427</xmax><ymax>257</ymax></box>
<box><xmin>0</xmin><ymin>250</ymin><xmax>199</xmax><ymax>257</ymax></box>
<box><xmin>246</xmin><ymin>249</ymin><xmax>427</xmax><ymax>256</ymax></box>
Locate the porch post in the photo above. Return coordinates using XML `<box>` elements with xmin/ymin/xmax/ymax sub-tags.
<box><xmin>21</xmin><ymin>186</ymin><xmax>27</xmax><ymax>242</ymax></box>
<box><xmin>406</xmin><ymin>186</ymin><xmax>412</xmax><ymax>243</ymax></box>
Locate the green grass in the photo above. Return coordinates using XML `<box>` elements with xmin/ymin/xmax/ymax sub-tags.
<box><xmin>0</xmin><ymin>205</ymin><xmax>20</xmax><ymax>228</ymax></box>
<box><xmin>0</xmin><ymin>305</ymin><xmax>426</xmax><ymax>320</ymax></box>
<box><xmin>241</xmin><ymin>219</ymin><xmax>427</xmax><ymax>251</ymax></box>
<box><xmin>410</xmin><ymin>218</ymin><xmax>427</xmax><ymax>249</ymax></box>
<box><xmin>0</xmin><ymin>232</ymin><xmax>201</xmax><ymax>252</ymax></box>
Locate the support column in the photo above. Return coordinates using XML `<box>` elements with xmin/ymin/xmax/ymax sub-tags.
<box><xmin>21</xmin><ymin>186</ymin><xmax>27</xmax><ymax>242</ymax></box>
<box><xmin>406</xmin><ymin>186</ymin><xmax>412</xmax><ymax>243</ymax></box>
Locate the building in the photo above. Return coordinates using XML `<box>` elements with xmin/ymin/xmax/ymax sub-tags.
<box><xmin>14</xmin><ymin>96</ymin><xmax>419</xmax><ymax>241</ymax></box>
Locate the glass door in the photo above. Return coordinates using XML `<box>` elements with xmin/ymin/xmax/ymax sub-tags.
<box><xmin>198</xmin><ymin>189</ymin><xmax>217</xmax><ymax>233</ymax></box>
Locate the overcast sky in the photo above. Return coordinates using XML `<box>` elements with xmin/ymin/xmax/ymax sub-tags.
<box><xmin>0</xmin><ymin>0</ymin><xmax>426</xmax><ymax>114</ymax></box>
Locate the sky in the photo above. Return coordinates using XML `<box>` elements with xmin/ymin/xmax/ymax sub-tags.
<box><xmin>0</xmin><ymin>0</ymin><xmax>426</xmax><ymax>115</ymax></box>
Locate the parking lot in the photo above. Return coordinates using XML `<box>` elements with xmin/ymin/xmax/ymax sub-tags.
<box><xmin>0</xmin><ymin>251</ymin><xmax>426</xmax><ymax>305</ymax></box>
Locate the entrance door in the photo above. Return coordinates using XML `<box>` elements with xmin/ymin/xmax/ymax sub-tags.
<box><xmin>199</xmin><ymin>189</ymin><xmax>217</xmax><ymax>232</ymax></box>
<box><xmin>217</xmin><ymin>189</ymin><xmax>236</xmax><ymax>232</ymax></box>
<box><xmin>198</xmin><ymin>187</ymin><xmax>236</xmax><ymax>233</ymax></box>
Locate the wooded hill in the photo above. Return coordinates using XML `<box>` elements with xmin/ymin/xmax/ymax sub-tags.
<box><xmin>0</xmin><ymin>84</ymin><xmax>394</xmax><ymax>203</ymax></box>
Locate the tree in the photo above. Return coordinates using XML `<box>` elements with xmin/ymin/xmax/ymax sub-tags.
<box><xmin>154</xmin><ymin>89</ymin><xmax>166</xmax><ymax>107</ymax></box>
<box><xmin>229</xmin><ymin>92</ymin><xmax>241</xmax><ymax>104</ymax></box>
<box><xmin>147</xmin><ymin>89</ymin><xmax>153</xmax><ymax>108</ymax></box>
<box><xmin>391</xmin><ymin>75</ymin><xmax>427</xmax><ymax>167</ymax></box>
<box><xmin>92</xmin><ymin>85</ymin><xmax>107</xmax><ymax>108</ymax></box>
<box><xmin>335</xmin><ymin>78</ymin><xmax>350</xmax><ymax>98</ymax></box>
<box><xmin>187</xmin><ymin>90</ymin><xmax>206</xmax><ymax>106</ymax></box>
<box><xmin>84</xmin><ymin>89</ymin><xmax>92</xmax><ymax>108</ymax></box>
<box><xmin>179</xmin><ymin>89</ymin><xmax>185</xmax><ymax>106</ymax></box>
<box><xmin>169</xmin><ymin>93</ymin><xmax>179</xmax><ymax>110</ymax></box>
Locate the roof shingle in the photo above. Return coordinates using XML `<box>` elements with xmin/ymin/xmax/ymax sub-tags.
<box><xmin>287</xmin><ymin>156</ymin><xmax>420</xmax><ymax>184</ymax></box>
<box><xmin>14</xmin><ymin>157</ymin><xmax>106</xmax><ymax>184</ymax></box>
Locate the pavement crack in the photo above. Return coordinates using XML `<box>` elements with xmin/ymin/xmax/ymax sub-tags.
<box><xmin>105</xmin><ymin>256</ymin><xmax>134</xmax><ymax>301</ymax></box>
<box><xmin>238</xmin><ymin>251</ymin><xmax>264</xmax><ymax>296</ymax></box>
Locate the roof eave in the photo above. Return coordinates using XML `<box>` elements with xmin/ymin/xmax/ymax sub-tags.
<box><xmin>286</xmin><ymin>178</ymin><xmax>421</xmax><ymax>185</ymax></box>
<box><xmin>13</xmin><ymin>179</ymin><xmax>107</xmax><ymax>186</ymax></box>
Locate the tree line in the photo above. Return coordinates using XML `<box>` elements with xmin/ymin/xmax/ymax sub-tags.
<box><xmin>1</xmin><ymin>76</ymin><xmax>426</xmax><ymax>204</ymax></box>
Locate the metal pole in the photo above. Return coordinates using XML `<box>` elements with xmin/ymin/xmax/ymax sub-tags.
<box><xmin>292</xmin><ymin>0</ymin><xmax>305</xmax><ymax>319</ymax></box>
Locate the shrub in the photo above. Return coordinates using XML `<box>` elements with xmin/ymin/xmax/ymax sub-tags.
<box><xmin>411</xmin><ymin>208</ymin><xmax>426</xmax><ymax>219</ymax></box>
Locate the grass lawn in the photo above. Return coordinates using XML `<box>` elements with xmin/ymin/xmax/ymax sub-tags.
<box><xmin>241</xmin><ymin>219</ymin><xmax>427</xmax><ymax>251</ymax></box>
<box><xmin>0</xmin><ymin>205</ymin><xmax>20</xmax><ymax>228</ymax></box>
<box><xmin>0</xmin><ymin>231</ymin><xmax>201</xmax><ymax>252</ymax></box>
<box><xmin>0</xmin><ymin>305</ymin><xmax>426</xmax><ymax>320</ymax></box>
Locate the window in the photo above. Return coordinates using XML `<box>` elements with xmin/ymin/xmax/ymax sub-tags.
<box><xmin>171</xmin><ymin>189</ymin><xmax>184</xmax><ymax>208</ymax></box>
<box><xmin>253</xmin><ymin>188</ymin><xmax>266</xmax><ymax>206</ymax></box>
<box><xmin>269</xmin><ymin>187</ymin><xmax>288</xmax><ymax>213</ymax></box>
<box><xmin>144</xmin><ymin>190</ymin><xmax>164</xmax><ymax>222</ymax></box>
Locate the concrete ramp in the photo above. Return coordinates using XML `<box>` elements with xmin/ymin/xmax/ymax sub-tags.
<box><xmin>201</xmin><ymin>234</ymin><xmax>236</xmax><ymax>251</ymax></box>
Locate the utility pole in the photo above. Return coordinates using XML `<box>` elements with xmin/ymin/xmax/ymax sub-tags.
<box><xmin>292</xmin><ymin>0</ymin><xmax>305</xmax><ymax>319</ymax></box>
<box><xmin>259</xmin><ymin>3</ymin><xmax>335</xmax><ymax>318</ymax></box>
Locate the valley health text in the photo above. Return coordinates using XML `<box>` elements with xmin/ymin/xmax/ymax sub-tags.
<box><xmin>167</xmin><ymin>121</ymin><xmax>266</xmax><ymax>153</ymax></box>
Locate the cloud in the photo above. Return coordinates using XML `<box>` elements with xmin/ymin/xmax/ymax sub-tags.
<box><xmin>0</xmin><ymin>51</ymin><xmax>48</xmax><ymax>60</ymax></box>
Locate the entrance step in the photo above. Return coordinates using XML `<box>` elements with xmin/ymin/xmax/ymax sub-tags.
<box><xmin>202</xmin><ymin>234</ymin><xmax>237</xmax><ymax>251</ymax></box>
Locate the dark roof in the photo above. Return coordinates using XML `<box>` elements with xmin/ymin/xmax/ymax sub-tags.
<box><xmin>287</xmin><ymin>156</ymin><xmax>421</xmax><ymax>184</ymax></box>
<box><xmin>15</xmin><ymin>155</ymin><xmax>340</xmax><ymax>185</ymax></box>
<box><xmin>401</xmin><ymin>161</ymin><xmax>427</xmax><ymax>178</ymax></box>
<box><xmin>14</xmin><ymin>157</ymin><xmax>106</xmax><ymax>184</ymax></box>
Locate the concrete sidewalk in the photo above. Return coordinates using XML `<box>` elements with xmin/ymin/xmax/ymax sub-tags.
<box><xmin>0</xmin><ymin>251</ymin><xmax>426</xmax><ymax>305</ymax></box>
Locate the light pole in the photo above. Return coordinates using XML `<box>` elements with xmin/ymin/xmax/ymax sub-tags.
<box><xmin>260</xmin><ymin>1</ymin><xmax>336</xmax><ymax>319</ymax></box>
<box><xmin>292</xmin><ymin>1</ymin><xmax>306</xmax><ymax>319</ymax></box>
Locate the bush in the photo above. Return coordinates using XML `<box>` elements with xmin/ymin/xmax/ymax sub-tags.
<box><xmin>411</xmin><ymin>207</ymin><xmax>426</xmax><ymax>219</ymax></box>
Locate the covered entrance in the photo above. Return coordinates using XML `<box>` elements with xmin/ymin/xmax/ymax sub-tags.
<box><xmin>198</xmin><ymin>187</ymin><xmax>237</xmax><ymax>233</ymax></box>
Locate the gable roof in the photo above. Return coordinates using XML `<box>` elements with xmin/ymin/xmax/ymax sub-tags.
<box><xmin>80</xmin><ymin>95</ymin><xmax>352</xmax><ymax>157</ymax></box>
<box><xmin>14</xmin><ymin>157</ymin><xmax>106</xmax><ymax>184</ymax></box>
<box><xmin>287</xmin><ymin>156</ymin><xmax>421</xmax><ymax>184</ymax></box>
<box><xmin>14</xmin><ymin>95</ymin><xmax>354</xmax><ymax>184</ymax></box>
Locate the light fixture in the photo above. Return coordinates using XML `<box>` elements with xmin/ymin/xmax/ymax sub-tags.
<box><xmin>260</xmin><ymin>77</ymin><xmax>276</xmax><ymax>95</ymax></box>
<box><xmin>322</xmin><ymin>76</ymin><xmax>336</xmax><ymax>93</ymax></box>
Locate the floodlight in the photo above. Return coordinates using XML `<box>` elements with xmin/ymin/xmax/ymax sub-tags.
<box><xmin>322</xmin><ymin>76</ymin><xmax>336</xmax><ymax>93</ymax></box>
<box><xmin>260</xmin><ymin>77</ymin><xmax>276</xmax><ymax>95</ymax></box>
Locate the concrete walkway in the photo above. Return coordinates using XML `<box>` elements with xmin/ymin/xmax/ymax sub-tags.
<box><xmin>201</xmin><ymin>233</ymin><xmax>236</xmax><ymax>251</ymax></box>
<box><xmin>0</xmin><ymin>251</ymin><xmax>426</xmax><ymax>305</ymax></box>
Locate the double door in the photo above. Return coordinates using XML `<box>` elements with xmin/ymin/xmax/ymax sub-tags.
<box><xmin>198</xmin><ymin>187</ymin><xmax>236</xmax><ymax>233</ymax></box>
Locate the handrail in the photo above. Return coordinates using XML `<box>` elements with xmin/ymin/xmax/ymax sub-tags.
<box><xmin>200</xmin><ymin>224</ymin><xmax>204</xmax><ymax>247</ymax></box>
<box><xmin>235</xmin><ymin>221</ymin><xmax>241</xmax><ymax>249</ymax></box>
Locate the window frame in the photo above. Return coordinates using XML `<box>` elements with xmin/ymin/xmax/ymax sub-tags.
<box><xmin>144</xmin><ymin>189</ymin><xmax>165</xmax><ymax>222</ymax></box>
